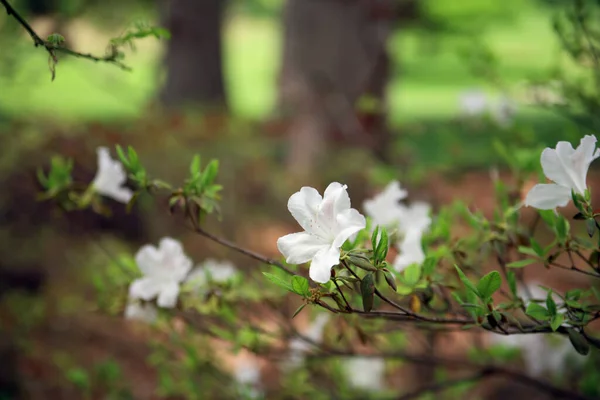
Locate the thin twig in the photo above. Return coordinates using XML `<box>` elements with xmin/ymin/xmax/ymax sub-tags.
<box><xmin>0</xmin><ymin>0</ymin><xmax>130</xmax><ymax>74</ymax></box>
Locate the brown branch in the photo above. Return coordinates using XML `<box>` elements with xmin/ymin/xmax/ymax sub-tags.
<box><xmin>0</xmin><ymin>0</ymin><xmax>130</xmax><ymax>77</ymax></box>
<box><xmin>395</xmin><ymin>371</ymin><xmax>488</xmax><ymax>400</ymax></box>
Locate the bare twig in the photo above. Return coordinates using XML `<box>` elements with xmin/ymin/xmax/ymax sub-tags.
<box><xmin>0</xmin><ymin>0</ymin><xmax>130</xmax><ymax>77</ymax></box>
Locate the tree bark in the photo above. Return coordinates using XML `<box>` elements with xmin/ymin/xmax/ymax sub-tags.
<box><xmin>159</xmin><ymin>0</ymin><xmax>226</xmax><ymax>109</ymax></box>
<box><xmin>278</xmin><ymin>0</ymin><xmax>393</xmax><ymax>178</ymax></box>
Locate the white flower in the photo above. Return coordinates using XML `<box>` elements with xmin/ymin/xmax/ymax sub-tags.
<box><xmin>285</xmin><ymin>314</ymin><xmax>329</xmax><ymax>370</ymax></box>
<box><xmin>525</xmin><ymin>135</ymin><xmax>600</xmax><ymax>210</ymax></box>
<box><xmin>129</xmin><ymin>237</ymin><xmax>193</xmax><ymax>308</ymax></box>
<box><xmin>489</xmin><ymin>333</ymin><xmax>583</xmax><ymax>377</ymax></box>
<box><xmin>92</xmin><ymin>147</ymin><xmax>133</xmax><ymax>204</ymax></box>
<box><xmin>460</xmin><ymin>89</ymin><xmax>488</xmax><ymax>116</ymax></box>
<box><xmin>363</xmin><ymin>181</ymin><xmax>407</xmax><ymax>228</ymax></box>
<box><xmin>277</xmin><ymin>182</ymin><xmax>366</xmax><ymax>283</ymax></box>
<box><xmin>343</xmin><ymin>357</ymin><xmax>386</xmax><ymax>391</ymax></box>
<box><xmin>492</xmin><ymin>95</ymin><xmax>517</xmax><ymax>127</ymax></box>
<box><xmin>186</xmin><ymin>259</ymin><xmax>237</xmax><ymax>291</ymax></box>
<box><xmin>393</xmin><ymin>228</ymin><xmax>426</xmax><ymax>272</ymax></box>
<box><xmin>397</xmin><ymin>201</ymin><xmax>431</xmax><ymax>235</ymax></box>
<box><xmin>124</xmin><ymin>301</ymin><xmax>158</xmax><ymax>323</ymax></box>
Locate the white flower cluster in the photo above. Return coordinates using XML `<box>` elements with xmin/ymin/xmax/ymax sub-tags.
<box><xmin>125</xmin><ymin>237</ymin><xmax>238</xmax><ymax>323</ymax></box>
<box><xmin>459</xmin><ymin>89</ymin><xmax>517</xmax><ymax>127</ymax></box>
<box><xmin>92</xmin><ymin>147</ymin><xmax>133</xmax><ymax>204</ymax></box>
<box><xmin>277</xmin><ymin>181</ymin><xmax>431</xmax><ymax>283</ymax></box>
<box><xmin>363</xmin><ymin>181</ymin><xmax>432</xmax><ymax>272</ymax></box>
<box><xmin>488</xmin><ymin>282</ymin><xmax>585</xmax><ymax>377</ymax></box>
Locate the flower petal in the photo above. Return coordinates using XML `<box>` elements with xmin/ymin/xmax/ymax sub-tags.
<box><xmin>134</xmin><ymin>244</ymin><xmax>161</xmax><ymax>276</ymax></box>
<box><xmin>309</xmin><ymin>245</ymin><xmax>340</xmax><ymax>283</ymax></box>
<box><xmin>287</xmin><ymin>187</ymin><xmax>322</xmax><ymax>233</ymax></box>
<box><xmin>398</xmin><ymin>202</ymin><xmax>431</xmax><ymax>234</ymax></box>
<box><xmin>363</xmin><ymin>181</ymin><xmax>407</xmax><ymax>227</ymax></box>
<box><xmin>541</xmin><ymin>142</ymin><xmax>579</xmax><ymax>191</ymax></box>
<box><xmin>125</xmin><ymin>302</ymin><xmax>158</xmax><ymax>323</ymax></box>
<box><xmin>157</xmin><ymin>281</ymin><xmax>180</xmax><ymax>308</ymax></box>
<box><xmin>93</xmin><ymin>147</ymin><xmax>131</xmax><ymax>203</ymax></box>
<box><xmin>570</xmin><ymin>135</ymin><xmax>599</xmax><ymax>194</ymax></box>
<box><xmin>277</xmin><ymin>232</ymin><xmax>327</xmax><ymax>265</ymax></box>
<box><xmin>393</xmin><ymin>229</ymin><xmax>425</xmax><ymax>272</ymax></box>
<box><xmin>158</xmin><ymin>237</ymin><xmax>193</xmax><ymax>281</ymax></box>
<box><xmin>129</xmin><ymin>277</ymin><xmax>163</xmax><ymax>301</ymax></box>
<box><xmin>333</xmin><ymin>208</ymin><xmax>366</xmax><ymax>248</ymax></box>
<box><xmin>315</xmin><ymin>183</ymin><xmax>350</xmax><ymax>237</ymax></box>
<box><xmin>524</xmin><ymin>183</ymin><xmax>572</xmax><ymax>210</ymax></box>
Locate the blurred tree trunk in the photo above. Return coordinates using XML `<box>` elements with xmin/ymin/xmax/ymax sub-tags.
<box><xmin>278</xmin><ymin>0</ymin><xmax>395</xmax><ymax>179</ymax></box>
<box><xmin>159</xmin><ymin>0</ymin><xmax>226</xmax><ymax>109</ymax></box>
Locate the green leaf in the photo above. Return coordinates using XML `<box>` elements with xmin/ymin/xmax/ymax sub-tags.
<box><xmin>371</xmin><ymin>226</ymin><xmax>380</xmax><ymax>254</ymax></box>
<box><xmin>348</xmin><ymin>255</ymin><xmax>377</xmax><ymax>271</ymax></box>
<box><xmin>476</xmin><ymin>271</ymin><xmax>502</xmax><ymax>299</ymax></box>
<box><xmin>383</xmin><ymin>270</ymin><xmax>397</xmax><ymax>291</ymax></box>
<box><xmin>586</xmin><ymin>218</ymin><xmax>596</xmax><ymax>238</ymax></box>
<box><xmin>550</xmin><ymin>314</ymin><xmax>564</xmax><ymax>331</ymax></box>
<box><xmin>115</xmin><ymin>145</ymin><xmax>129</xmax><ymax>168</ymax></box>
<box><xmin>567</xmin><ymin>328</ymin><xmax>590</xmax><ymax>355</ymax></box>
<box><xmin>546</xmin><ymin>291</ymin><xmax>557</xmax><ymax>317</ymax></box>
<box><xmin>292</xmin><ymin>303</ymin><xmax>307</xmax><ymax>319</ymax></box>
<box><xmin>262</xmin><ymin>272</ymin><xmax>294</xmax><ymax>293</ymax></box>
<box><xmin>507</xmin><ymin>271</ymin><xmax>517</xmax><ymax>296</ymax></box>
<box><xmin>592</xmin><ymin>286</ymin><xmax>600</xmax><ymax>302</ymax></box>
<box><xmin>538</xmin><ymin>209</ymin><xmax>556</xmax><ymax>228</ymax></box>
<box><xmin>404</xmin><ymin>264</ymin><xmax>421</xmax><ymax>287</ymax></box>
<box><xmin>454</xmin><ymin>265</ymin><xmax>480</xmax><ymax>297</ymax></box>
<box><xmin>190</xmin><ymin>154</ymin><xmax>201</xmax><ymax>176</ymax></box>
<box><xmin>360</xmin><ymin>273</ymin><xmax>375</xmax><ymax>312</ymax></box>
<box><xmin>201</xmin><ymin>159</ymin><xmax>219</xmax><ymax>187</ymax></box>
<box><xmin>507</xmin><ymin>259</ymin><xmax>537</xmax><ymax>268</ymax></box>
<box><xmin>375</xmin><ymin>227</ymin><xmax>389</xmax><ymax>263</ymax></box>
<box><xmin>555</xmin><ymin>216</ymin><xmax>570</xmax><ymax>242</ymax></box>
<box><xmin>525</xmin><ymin>302</ymin><xmax>550</xmax><ymax>320</ymax></box>
<box><xmin>422</xmin><ymin>256</ymin><xmax>437</xmax><ymax>277</ymax></box>
<box><xmin>529</xmin><ymin>238</ymin><xmax>544</xmax><ymax>257</ymax></box>
<box><xmin>518</xmin><ymin>246</ymin><xmax>539</xmax><ymax>258</ymax></box>
<box><xmin>291</xmin><ymin>275</ymin><xmax>310</xmax><ymax>297</ymax></box>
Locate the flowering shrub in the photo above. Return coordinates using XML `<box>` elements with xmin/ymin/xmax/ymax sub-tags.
<box><xmin>35</xmin><ymin>134</ymin><xmax>600</xmax><ymax>398</ymax></box>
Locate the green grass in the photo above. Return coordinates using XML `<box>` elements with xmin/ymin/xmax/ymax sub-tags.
<box><xmin>0</xmin><ymin>4</ymin><xmax>562</xmax><ymax>125</ymax></box>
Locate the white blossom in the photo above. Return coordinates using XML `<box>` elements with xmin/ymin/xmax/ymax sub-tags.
<box><xmin>129</xmin><ymin>237</ymin><xmax>193</xmax><ymax>308</ymax></box>
<box><xmin>234</xmin><ymin>358</ymin><xmax>262</xmax><ymax>398</ymax></box>
<box><xmin>92</xmin><ymin>147</ymin><xmax>133</xmax><ymax>204</ymax></box>
<box><xmin>363</xmin><ymin>181</ymin><xmax>407</xmax><ymax>228</ymax></box>
<box><xmin>525</xmin><ymin>135</ymin><xmax>600</xmax><ymax>210</ymax></box>
<box><xmin>460</xmin><ymin>89</ymin><xmax>488</xmax><ymax>116</ymax></box>
<box><xmin>277</xmin><ymin>182</ymin><xmax>366</xmax><ymax>283</ymax></box>
<box><xmin>124</xmin><ymin>301</ymin><xmax>158</xmax><ymax>323</ymax></box>
<box><xmin>186</xmin><ymin>259</ymin><xmax>238</xmax><ymax>291</ymax></box>
<box><xmin>343</xmin><ymin>357</ymin><xmax>386</xmax><ymax>391</ymax></box>
<box><xmin>489</xmin><ymin>281</ymin><xmax>584</xmax><ymax>376</ymax></box>
<box><xmin>393</xmin><ymin>228</ymin><xmax>426</xmax><ymax>272</ymax></box>
<box><xmin>397</xmin><ymin>201</ymin><xmax>432</xmax><ymax>235</ymax></box>
<box><xmin>285</xmin><ymin>314</ymin><xmax>330</xmax><ymax>370</ymax></box>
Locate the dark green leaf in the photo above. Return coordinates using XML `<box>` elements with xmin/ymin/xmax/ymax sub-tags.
<box><xmin>360</xmin><ymin>273</ymin><xmax>375</xmax><ymax>312</ymax></box>
<box><xmin>567</xmin><ymin>328</ymin><xmax>590</xmax><ymax>355</ymax></box>
<box><xmin>348</xmin><ymin>255</ymin><xmax>377</xmax><ymax>271</ymax></box>
<box><xmin>546</xmin><ymin>291</ymin><xmax>557</xmax><ymax>316</ymax></box>
<box><xmin>422</xmin><ymin>256</ymin><xmax>437</xmax><ymax>277</ymax></box>
<box><xmin>383</xmin><ymin>270</ymin><xmax>397</xmax><ymax>291</ymax></box>
<box><xmin>507</xmin><ymin>271</ymin><xmax>517</xmax><ymax>296</ymax></box>
<box><xmin>587</xmin><ymin>218</ymin><xmax>596</xmax><ymax>238</ymax></box>
<box><xmin>375</xmin><ymin>227</ymin><xmax>389</xmax><ymax>263</ymax></box>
